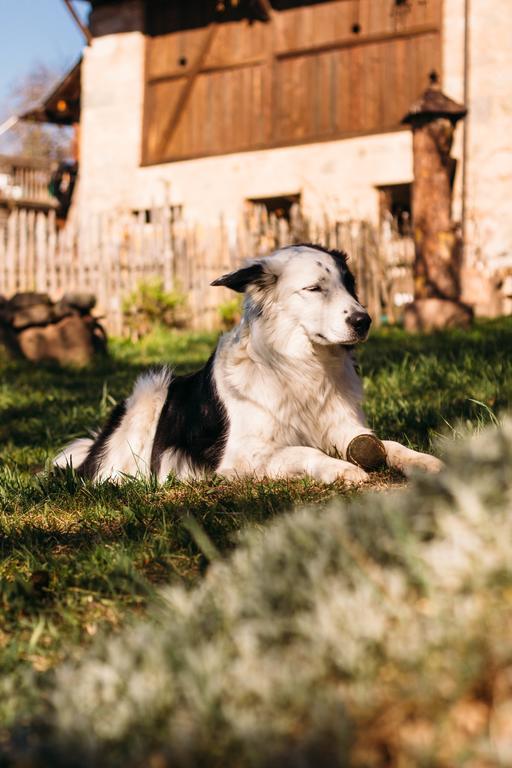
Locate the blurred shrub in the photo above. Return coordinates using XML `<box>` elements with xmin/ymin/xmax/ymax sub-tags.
<box><xmin>10</xmin><ymin>420</ymin><xmax>512</xmax><ymax>767</ymax></box>
<box><xmin>122</xmin><ymin>279</ymin><xmax>188</xmax><ymax>339</ymax></box>
<box><xmin>217</xmin><ymin>296</ymin><xmax>243</xmax><ymax>330</ymax></box>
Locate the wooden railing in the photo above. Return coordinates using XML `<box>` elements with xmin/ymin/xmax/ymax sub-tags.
<box><xmin>0</xmin><ymin>155</ymin><xmax>57</xmax><ymax>210</ymax></box>
<box><xmin>0</xmin><ymin>205</ymin><xmax>414</xmax><ymax>334</ymax></box>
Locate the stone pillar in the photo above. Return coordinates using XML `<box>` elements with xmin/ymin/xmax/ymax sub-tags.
<box><xmin>402</xmin><ymin>73</ymin><xmax>472</xmax><ymax>331</ymax></box>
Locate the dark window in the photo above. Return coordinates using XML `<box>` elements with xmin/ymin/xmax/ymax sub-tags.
<box><xmin>377</xmin><ymin>183</ymin><xmax>412</xmax><ymax>237</ymax></box>
<box><xmin>247</xmin><ymin>194</ymin><xmax>301</xmax><ymax>223</ymax></box>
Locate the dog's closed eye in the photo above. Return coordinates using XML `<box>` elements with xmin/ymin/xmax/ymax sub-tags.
<box><xmin>304</xmin><ymin>284</ymin><xmax>323</xmax><ymax>292</ymax></box>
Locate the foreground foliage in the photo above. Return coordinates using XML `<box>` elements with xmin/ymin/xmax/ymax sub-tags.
<box><xmin>8</xmin><ymin>419</ymin><xmax>512</xmax><ymax>767</ymax></box>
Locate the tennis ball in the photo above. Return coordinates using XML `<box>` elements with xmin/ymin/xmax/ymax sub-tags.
<box><xmin>346</xmin><ymin>434</ymin><xmax>387</xmax><ymax>471</ymax></box>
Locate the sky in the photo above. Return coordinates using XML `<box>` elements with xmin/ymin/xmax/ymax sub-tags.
<box><xmin>0</xmin><ymin>0</ymin><xmax>89</xmax><ymax>119</ymax></box>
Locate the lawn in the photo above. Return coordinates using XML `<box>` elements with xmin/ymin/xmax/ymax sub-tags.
<box><xmin>1</xmin><ymin>318</ymin><xmax>511</xmax><ymax>735</ymax></box>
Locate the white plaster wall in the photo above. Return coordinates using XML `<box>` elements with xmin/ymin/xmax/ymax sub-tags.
<box><xmin>133</xmin><ymin>131</ymin><xmax>413</xmax><ymax>226</ymax></box>
<box><xmin>78</xmin><ymin>29</ymin><xmax>146</xmax><ymax>219</ymax></box>
<box><xmin>443</xmin><ymin>0</ymin><xmax>466</xmax><ymax>104</ymax></box>
<box><xmin>464</xmin><ymin>0</ymin><xmax>512</xmax><ymax>271</ymax></box>
<box><xmin>444</xmin><ymin>0</ymin><xmax>512</xmax><ymax>270</ymax></box>
<box><xmin>442</xmin><ymin>0</ymin><xmax>465</xmax><ymax>224</ymax></box>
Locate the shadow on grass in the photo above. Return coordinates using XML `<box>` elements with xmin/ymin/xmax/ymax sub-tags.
<box><xmin>0</xmin><ymin>330</ymin><xmax>219</xmax><ymax>458</ymax></box>
<box><xmin>0</xmin><ymin>471</ymin><xmax>345</xmax><ymax>668</ymax></box>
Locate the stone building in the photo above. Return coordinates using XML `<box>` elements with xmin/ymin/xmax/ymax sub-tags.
<box><xmin>37</xmin><ymin>0</ymin><xmax>512</xmax><ymax>314</ymax></box>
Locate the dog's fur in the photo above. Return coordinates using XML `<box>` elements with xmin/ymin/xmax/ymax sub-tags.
<box><xmin>55</xmin><ymin>244</ymin><xmax>442</xmax><ymax>483</ymax></box>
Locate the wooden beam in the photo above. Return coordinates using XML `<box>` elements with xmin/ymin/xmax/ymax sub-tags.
<box><xmin>147</xmin><ymin>57</ymin><xmax>266</xmax><ymax>86</ymax></box>
<box><xmin>61</xmin><ymin>0</ymin><xmax>93</xmax><ymax>44</ymax></box>
<box><xmin>276</xmin><ymin>24</ymin><xmax>440</xmax><ymax>60</ymax></box>
<box><xmin>0</xmin><ymin>116</ymin><xmax>19</xmax><ymax>139</ymax></box>
<box><xmin>141</xmin><ymin>125</ymin><xmax>410</xmax><ymax>168</ymax></box>
<box><xmin>155</xmin><ymin>23</ymin><xmax>218</xmax><ymax>159</ymax></box>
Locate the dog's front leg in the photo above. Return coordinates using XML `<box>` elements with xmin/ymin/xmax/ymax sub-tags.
<box><xmin>327</xmin><ymin>425</ymin><xmax>443</xmax><ymax>476</ymax></box>
<box><xmin>262</xmin><ymin>446</ymin><xmax>369</xmax><ymax>485</ymax></box>
<box><xmin>382</xmin><ymin>440</ymin><xmax>443</xmax><ymax>475</ymax></box>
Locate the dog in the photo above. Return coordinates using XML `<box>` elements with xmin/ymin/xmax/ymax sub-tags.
<box><xmin>55</xmin><ymin>244</ymin><xmax>442</xmax><ymax>484</ymax></box>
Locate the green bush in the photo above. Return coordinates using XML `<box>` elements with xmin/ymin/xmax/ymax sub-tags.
<box><xmin>217</xmin><ymin>296</ymin><xmax>243</xmax><ymax>330</ymax></box>
<box><xmin>10</xmin><ymin>419</ymin><xmax>512</xmax><ymax>767</ymax></box>
<box><xmin>122</xmin><ymin>279</ymin><xmax>188</xmax><ymax>339</ymax></box>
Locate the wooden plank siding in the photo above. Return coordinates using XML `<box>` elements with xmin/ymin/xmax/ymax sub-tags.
<box><xmin>142</xmin><ymin>0</ymin><xmax>442</xmax><ymax>165</ymax></box>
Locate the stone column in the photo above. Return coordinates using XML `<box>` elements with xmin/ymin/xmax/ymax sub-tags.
<box><xmin>402</xmin><ymin>73</ymin><xmax>472</xmax><ymax>331</ymax></box>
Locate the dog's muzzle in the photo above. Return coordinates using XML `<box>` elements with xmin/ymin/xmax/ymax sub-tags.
<box><xmin>347</xmin><ymin>311</ymin><xmax>372</xmax><ymax>339</ymax></box>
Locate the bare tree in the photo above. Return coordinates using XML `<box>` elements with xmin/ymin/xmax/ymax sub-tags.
<box><xmin>1</xmin><ymin>63</ymin><xmax>72</xmax><ymax>162</ymax></box>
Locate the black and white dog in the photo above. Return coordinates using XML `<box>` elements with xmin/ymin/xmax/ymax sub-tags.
<box><xmin>55</xmin><ymin>244</ymin><xmax>442</xmax><ymax>484</ymax></box>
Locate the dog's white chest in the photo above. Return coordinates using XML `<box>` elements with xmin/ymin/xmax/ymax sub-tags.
<box><xmin>216</xmin><ymin>339</ymin><xmax>365</xmax><ymax>472</ymax></box>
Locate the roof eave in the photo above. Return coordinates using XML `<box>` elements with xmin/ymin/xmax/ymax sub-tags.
<box><xmin>20</xmin><ymin>59</ymin><xmax>82</xmax><ymax>126</ymax></box>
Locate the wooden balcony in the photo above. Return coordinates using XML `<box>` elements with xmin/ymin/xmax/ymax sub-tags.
<box><xmin>0</xmin><ymin>155</ymin><xmax>58</xmax><ymax>213</ymax></box>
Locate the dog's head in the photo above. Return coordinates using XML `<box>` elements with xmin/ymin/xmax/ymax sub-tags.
<box><xmin>212</xmin><ymin>244</ymin><xmax>371</xmax><ymax>346</ymax></box>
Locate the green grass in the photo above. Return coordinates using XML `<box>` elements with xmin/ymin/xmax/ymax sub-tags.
<box><xmin>1</xmin><ymin>318</ymin><xmax>511</xmax><ymax>731</ymax></box>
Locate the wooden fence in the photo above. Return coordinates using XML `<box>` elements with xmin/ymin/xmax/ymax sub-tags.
<box><xmin>0</xmin><ymin>204</ymin><xmax>413</xmax><ymax>334</ymax></box>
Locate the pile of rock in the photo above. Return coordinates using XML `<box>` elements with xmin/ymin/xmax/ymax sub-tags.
<box><xmin>0</xmin><ymin>292</ymin><xmax>107</xmax><ymax>366</ymax></box>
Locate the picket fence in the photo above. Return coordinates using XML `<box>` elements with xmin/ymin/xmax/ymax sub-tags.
<box><xmin>0</xmin><ymin>205</ymin><xmax>413</xmax><ymax>334</ymax></box>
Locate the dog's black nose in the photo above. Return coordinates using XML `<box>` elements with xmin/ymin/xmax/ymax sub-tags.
<box><xmin>347</xmin><ymin>311</ymin><xmax>372</xmax><ymax>336</ymax></box>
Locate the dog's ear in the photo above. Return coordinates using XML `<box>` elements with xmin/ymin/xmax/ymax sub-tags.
<box><xmin>211</xmin><ymin>261</ymin><xmax>276</xmax><ymax>293</ymax></box>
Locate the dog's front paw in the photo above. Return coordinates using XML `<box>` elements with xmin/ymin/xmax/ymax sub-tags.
<box><xmin>340</xmin><ymin>464</ymin><xmax>370</xmax><ymax>485</ymax></box>
<box><xmin>319</xmin><ymin>462</ymin><xmax>369</xmax><ymax>485</ymax></box>
<box><xmin>416</xmin><ymin>454</ymin><xmax>444</xmax><ymax>474</ymax></box>
<box><xmin>382</xmin><ymin>441</ymin><xmax>444</xmax><ymax>476</ymax></box>
<box><xmin>403</xmin><ymin>450</ymin><xmax>444</xmax><ymax>474</ymax></box>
